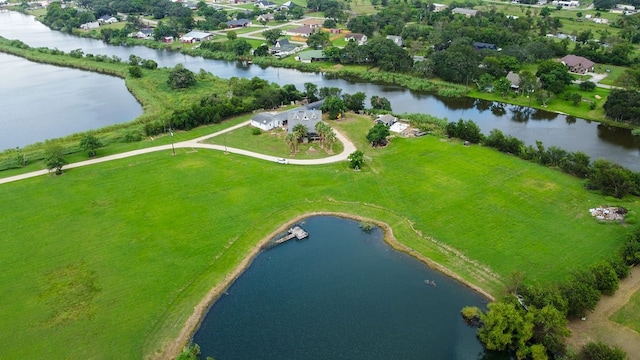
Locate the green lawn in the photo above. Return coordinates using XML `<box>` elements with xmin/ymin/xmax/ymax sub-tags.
<box><xmin>205</xmin><ymin>123</ymin><xmax>344</xmax><ymax>159</ymax></box>
<box><xmin>0</xmin><ymin>114</ymin><xmax>636</xmax><ymax>359</ymax></box>
<box><xmin>596</xmin><ymin>64</ymin><xmax>629</xmax><ymax>86</ymax></box>
<box><xmin>611</xmin><ymin>289</ymin><xmax>640</xmax><ymax>333</ymax></box>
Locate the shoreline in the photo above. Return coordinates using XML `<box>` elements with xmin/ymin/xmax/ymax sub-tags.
<box><xmin>157</xmin><ymin>211</ymin><xmax>496</xmax><ymax>360</ymax></box>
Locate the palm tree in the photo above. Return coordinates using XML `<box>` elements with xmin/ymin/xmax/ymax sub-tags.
<box><xmin>292</xmin><ymin>124</ymin><xmax>308</xmax><ymax>143</ymax></box>
<box><xmin>325</xmin><ymin>130</ymin><xmax>337</xmax><ymax>152</ymax></box>
<box><xmin>285</xmin><ymin>133</ymin><xmax>298</xmax><ymax>154</ymax></box>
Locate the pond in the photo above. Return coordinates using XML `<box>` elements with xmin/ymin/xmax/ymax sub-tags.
<box><xmin>192</xmin><ymin>216</ymin><xmax>507</xmax><ymax>360</ymax></box>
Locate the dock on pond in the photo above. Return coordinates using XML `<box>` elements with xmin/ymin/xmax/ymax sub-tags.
<box><xmin>274</xmin><ymin>226</ymin><xmax>309</xmax><ymax>245</ymax></box>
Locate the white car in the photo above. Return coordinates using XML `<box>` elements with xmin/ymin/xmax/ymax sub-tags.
<box><xmin>275</xmin><ymin>158</ymin><xmax>288</xmax><ymax>164</ymax></box>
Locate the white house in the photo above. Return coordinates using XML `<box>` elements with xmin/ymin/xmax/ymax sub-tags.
<box><xmin>80</xmin><ymin>21</ymin><xmax>100</xmax><ymax>30</ymax></box>
<box><xmin>345</xmin><ymin>33</ymin><xmax>367</xmax><ymax>45</ymax></box>
<box><xmin>250</xmin><ymin>112</ymin><xmax>288</xmax><ymax>131</ymax></box>
<box><xmin>98</xmin><ymin>15</ymin><xmax>118</xmax><ymax>24</ymax></box>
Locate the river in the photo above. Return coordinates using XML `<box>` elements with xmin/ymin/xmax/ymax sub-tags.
<box><xmin>1</xmin><ymin>11</ymin><xmax>640</xmax><ymax>170</ymax></box>
<box><xmin>192</xmin><ymin>216</ymin><xmax>506</xmax><ymax>360</ymax></box>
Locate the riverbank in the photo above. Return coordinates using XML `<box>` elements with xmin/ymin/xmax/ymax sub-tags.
<box><xmin>159</xmin><ymin>211</ymin><xmax>497</xmax><ymax>360</ymax></box>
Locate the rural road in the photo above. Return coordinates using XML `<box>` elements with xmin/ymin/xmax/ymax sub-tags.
<box><xmin>0</xmin><ymin>120</ymin><xmax>357</xmax><ymax>185</ymax></box>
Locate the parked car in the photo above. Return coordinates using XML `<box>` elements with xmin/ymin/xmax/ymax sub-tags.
<box><xmin>276</xmin><ymin>158</ymin><xmax>288</xmax><ymax>164</ymax></box>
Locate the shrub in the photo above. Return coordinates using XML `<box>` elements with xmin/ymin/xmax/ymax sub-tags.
<box><xmin>120</xmin><ymin>130</ymin><xmax>142</xmax><ymax>143</ymax></box>
<box><xmin>589</xmin><ymin>261</ymin><xmax>619</xmax><ymax>296</ymax></box>
<box><xmin>579</xmin><ymin>341</ymin><xmax>627</xmax><ymax>360</ymax></box>
<box><xmin>251</xmin><ymin>127</ymin><xmax>262</xmax><ymax>135</ymax></box>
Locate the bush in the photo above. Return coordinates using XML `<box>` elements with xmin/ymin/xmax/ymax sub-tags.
<box><xmin>120</xmin><ymin>130</ymin><xmax>143</xmax><ymax>143</ymax></box>
<box><xmin>579</xmin><ymin>81</ymin><xmax>596</xmax><ymax>91</ymax></box>
<box><xmin>579</xmin><ymin>341</ymin><xmax>627</xmax><ymax>360</ymax></box>
<box><xmin>251</xmin><ymin>127</ymin><xmax>262</xmax><ymax>135</ymax></box>
<box><xmin>128</xmin><ymin>65</ymin><xmax>142</xmax><ymax>78</ymax></box>
<box><xmin>590</xmin><ymin>261</ymin><xmax>619</xmax><ymax>296</ymax></box>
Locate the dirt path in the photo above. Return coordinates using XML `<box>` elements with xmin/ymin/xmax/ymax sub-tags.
<box><xmin>568</xmin><ymin>266</ymin><xmax>640</xmax><ymax>357</ymax></box>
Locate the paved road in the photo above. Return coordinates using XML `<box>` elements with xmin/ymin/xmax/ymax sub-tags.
<box><xmin>0</xmin><ymin>121</ymin><xmax>356</xmax><ymax>185</ymax></box>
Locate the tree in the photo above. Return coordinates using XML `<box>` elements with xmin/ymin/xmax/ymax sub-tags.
<box><xmin>561</xmin><ymin>270</ymin><xmax>601</xmax><ymax>318</ymax></box>
<box><xmin>478</xmin><ymin>300</ymin><xmax>534</xmax><ymax>359</ymax></box>
<box><xmin>292</xmin><ymin>123</ymin><xmax>308</xmax><ymax>142</ymax></box>
<box><xmin>233</xmin><ymin>39</ymin><xmax>252</xmax><ymax>56</ymax></box>
<box><xmin>532</xmin><ymin>305</ymin><xmax>571</xmax><ymax>355</ymax></box>
<box><xmin>579</xmin><ymin>341</ymin><xmax>627</xmax><ymax>360</ymax></box>
<box><xmin>367</xmin><ymin>123</ymin><xmax>390</xmax><ymax>147</ymax></box>
<box><xmin>285</xmin><ymin>132</ymin><xmax>298</xmax><ymax>154</ymax></box>
<box><xmin>262</xmin><ymin>28</ymin><xmax>282</xmax><ymax>45</ymax></box>
<box><xmin>128</xmin><ymin>65</ymin><xmax>142</xmax><ymax>78</ymax></box>
<box><xmin>307</xmin><ymin>31</ymin><xmax>331</xmax><ymax>50</ymax></box>
<box><xmin>348</xmin><ymin>150</ymin><xmax>365</xmax><ymax>169</ymax></box>
<box><xmin>343</xmin><ymin>92</ymin><xmax>366</xmax><ymax>112</ymax></box>
<box><xmin>80</xmin><ymin>134</ymin><xmax>103</xmax><ymax>157</ymax></box>
<box><xmin>536</xmin><ymin>60</ymin><xmax>573</xmax><ymax>94</ymax></box>
<box><xmin>587</xmin><ymin>159</ymin><xmax>635</xmax><ymax>198</ymax></box>
<box><xmin>590</xmin><ymin>261</ymin><xmax>619</xmax><ymax>296</ymax></box>
<box><xmin>167</xmin><ymin>64</ymin><xmax>197</xmax><ymax>89</ymax></box>
<box><xmin>579</xmin><ymin>81</ymin><xmax>596</xmax><ymax>91</ymax></box>
<box><xmin>370</xmin><ymin>95</ymin><xmax>392</xmax><ymax>111</ymax></box>
<box><xmin>44</xmin><ymin>142</ymin><xmax>68</xmax><ymax>175</ymax></box>
<box><xmin>227</xmin><ymin>30</ymin><xmax>237</xmax><ymax>40</ymax></box>
<box><xmin>321</xmin><ymin>96</ymin><xmax>346</xmax><ymax>119</ymax></box>
<box><xmin>494</xmin><ymin>78</ymin><xmax>512</xmax><ymax>98</ymax></box>
<box><xmin>304</xmin><ymin>82</ymin><xmax>319</xmax><ymax>102</ymax></box>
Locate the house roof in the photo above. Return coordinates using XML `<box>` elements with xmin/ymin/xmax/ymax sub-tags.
<box><xmin>290</xmin><ymin>25</ymin><xmax>313</xmax><ymax>35</ymax></box>
<box><xmin>273</xmin><ymin>38</ymin><xmax>297</xmax><ymax>52</ymax></box>
<box><xmin>346</xmin><ymin>33</ymin><xmax>366</xmax><ymax>40</ymax></box>
<box><xmin>386</xmin><ymin>35</ymin><xmax>403</xmax><ymax>45</ymax></box>
<box><xmin>181</xmin><ymin>31</ymin><xmax>211</xmax><ymax>40</ymax></box>
<box><xmin>302</xmin><ymin>19</ymin><xmax>324</xmax><ymax>26</ymax></box>
<box><xmin>506</xmin><ymin>71</ymin><xmax>520</xmax><ymax>87</ymax></box>
<box><xmin>376</xmin><ymin>114</ymin><xmax>397</xmax><ymax>126</ymax></box>
<box><xmin>226</xmin><ymin>18</ymin><xmax>251</xmax><ymax>27</ymax></box>
<box><xmin>560</xmin><ymin>55</ymin><xmax>595</xmax><ymax>70</ymax></box>
<box><xmin>298</xmin><ymin>50</ymin><xmax>326</xmax><ymax>61</ymax></box>
<box><xmin>452</xmin><ymin>7</ymin><xmax>478</xmax><ymax>16</ymax></box>
<box><xmin>288</xmin><ymin>109</ymin><xmax>322</xmax><ymax>133</ymax></box>
<box><xmin>256</xmin><ymin>0</ymin><xmax>276</xmax><ymax>6</ymax></box>
<box><xmin>99</xmin><ymin>15</ymin><xmax>115</xmax><ymax>21</ymax></box>
<box><xmin>473</xmin><ymin>42</ymin><xmax>497</xmax><ymax>50</ymax></box>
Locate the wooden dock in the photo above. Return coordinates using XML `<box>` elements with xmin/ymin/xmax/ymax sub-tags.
<box><xmin>274</xmin><ymin>226</ymin><xmax>309</xmax><ymax>245</ymax></box>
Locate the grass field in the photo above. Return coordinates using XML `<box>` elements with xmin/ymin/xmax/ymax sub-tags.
<box><xmin>611</xmin><ymin>288</ymin><xmax>640</xmax><ymax>333</ymax></box>
<box><xmin>0</xmin><ymin>113</ymin><xmax>637</xmax><ymax>359</ymax></box>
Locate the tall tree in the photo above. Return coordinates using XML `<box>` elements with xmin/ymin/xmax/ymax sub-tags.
<box><xmin>80</xmin><ymin>134</ymin><xmax>103</xmax><ymax>157</ymax></box>
<box><xmin>44</xmin><ymin>142</ymin><xmax>68</xmax><ymax>175</ymax></box>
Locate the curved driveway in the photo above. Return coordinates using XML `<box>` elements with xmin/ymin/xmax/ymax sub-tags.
<box><xmin>0</xmin><ymin>121</ymin><xmax>357</xmax><ymax>185</ymax></box>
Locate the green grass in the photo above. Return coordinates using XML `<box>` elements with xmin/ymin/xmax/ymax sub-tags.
<box><xmin>0</xmin><ymin>114</ymin><xmax>636</xmax><ymax>359</ymax></box>
<box><xmin>205</xmin><ymin>123</ymin><xmax>343</xmax><ymax>158</ymax></box>
<box><xmin>596</xmin><ymin>64</ymin><xmax>628</xmax><ymax>86</ymax></box>
<box><xmin>611</xmin><ymin>289</ymin><xmax>640</xmax><ymax>333</ymax></box>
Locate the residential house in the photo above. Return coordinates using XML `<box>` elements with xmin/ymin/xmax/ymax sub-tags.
<box><xmin>345</xmin><ymin>33</ymin><xmax>367</xmax><ymax>45</ymax></box>
<box><xmin>432</xmin><ymin>3</ymin><xmax>448</xmax><ymax>12</ymax></box>
<box><xmin>287</xmin><ymin>109</ymin><xmax>322</xmax><ymax>134</ymax></box>
<box><xmin>180</xmin><ymin>30</ymin><xmax>212</xmax><ymax>43</ymax></box>
<box><xmin>280</xmin><ymin>0</ymin><xmax>294</xmax><ymax>9</ymax></box>
<box><xmin>451</xmin><ymin>7</ymin><xmax>478</xmax><ymax>17</ymax></box>
<box><xmin>270</xmin><ymin>38</ymin><xmax>301</xmax><ymax>56</ymax></box>
<box><xmin>98</xmin><ymin>15</ymin><xmax>118</xmax><ymax>24</ymax></box>
<box><xmin>560</xmin><ymin>54</ymin><xmax>595</xmax><ymax>74</ymax></box>
<box><xmin>286</xmin><ymin>25</ymin><xmax>314</xmax><ymax>38</ymax></box>
<box><xmin>132</xmin><ymin>28</ymin><xmax>154</xmax><ymax>39</ymax></box>
<box><xmin>255</xmin><ymin>0</ymin><xmax>276</xmax><ymax>9</ymax></box>
<box><xmin>506</xmin><ymin>71</ymin><xmax>521</xmax><ymax>90</ymax></box>
<box><xmin>80</xmin><ymin>21</ymin><xmax>100</xmax><ymax>30</ymax></box>
<box><xmin>226</xmin><ymin>18</ymin><xmax>252</xmax><ymax>28</ymax></box>
<box><xmin>302</xmin><ymin>19</ymin><xmax>324</xmax><ymax>28</ymax></box>
<box><xmin>250</xmin><ymin>112</ymin><xmax>288</xmax><ymax>131</ymax></box>
<box><xmin>163</xmin><ymin>36</ymin><xmax>174</xmax><ymax>43</ymax></box>
<box><xmin>297</xmin><ymin>50</ymin><xmax>327</xmax><ymax>63</ymax></box>
<box><xmin>256</xmin><ymin>13</ymin><xmax>274</xmax><ymax>23</ymax></box>
<box><xmin>473</xmin><ymin>42</ymin><xmax>498</xmax><ymax>51</ymax></box>
<box><xmin>375</xmin><ymin>114</ymin><xmax>397</xmax><ymax>127</ymax></box>
<box><xmin>592</xmin><ymin>18</ymin><xmax>609</xmax><ymax>24</ymax></box>
<box><xmin>386</xmin><ymin>35</ymin><xmax>403</xmax><ymax>47</ymax></box>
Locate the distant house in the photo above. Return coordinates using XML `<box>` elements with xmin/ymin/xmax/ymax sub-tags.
<box><xmin>451</xmin><ymin>7</ymin><xmax>478</xmax><ymax>17</ymax></box>
<box><xmin>256</xmin><ymin>13</ymin><xmax>274</xmax><ymax>23</ymax></box>
<box><xmin>133</xmin><ymin>28</ymin><xmax>154</xmax><ymax>39</ymax></box>
<box><xmin>255</xmin><ymin>0</ymin><xmax>276</xmax><ymax>9</ymax></box>
<box><xmin>98</xmin><ymin>15</ymin><xmax>118</xmax><ymax>24</ymax></box>
<box><xmin>287</xmin><ymin>25</ymin><xmax>314</xmax><ymax>38</ymax></box>
<box><xmin>560</xmin><ymin>54</ymin><xmax>595</xmax><ymax>74</ymax></box>
<box><xmin>163</xmin><ymin>36</ymin><xmax>174</xmax><ymax>43</ymax></box>
<box><xmin>375</xmin><ymin>114</ymin><xmax>397</xmax><ymax>127</ymax></box>
<box><xmin>80</xmin><ymin>21</ymin><xmax>100</xmax><ymax>30</ymax></box>
<box><xmin>226</xmin><ymin>18</ymin><xmax>252</xmax><ymax>28</ymax></box>
<box><xmin>297</xmin><ymin>50</ymin><xmax>327</xmax><ymax>63</ymax></box>
<box><xmin>386</xmin><ymin>35</ymin><xmax>403</xmax><ymax>47</ymax></box>
<box><xmin>473</xmin><ymin>42</ymin><xmax>498</xmax><ymax>51</ymax></box>
<box><xmin>280</xmin><ymin>0</ymin><xmax>295</xmax><ymax>9</ymax></box>
<box><xmin>432</xmin><ymin>3</ymin><xmax>448</xmax><ymax>11</ymax></box>
<box><xmin>345</xmin><ymin>33</ymin><xmax>367</xmax><ymax>45</ymax></box>
<box><xmin>302</xmin><ymin>19</ymin><xmax>324</xmax><ymax>28</ymax></box>
<box><xmin>506</xmin><ymin>71</ymin><xmax>521</xmax><ymax>90</ymax></box>
<box><xmin>551</xmin><ymin>0</ymin><xmax>579</xmax><ymax>7</ymax></box>
<box><xmin>271</xmin><ymin>38</ymin><xmax>301</xmax><ymax>56</ymax></box>
<box><xmin>180</xmin><ymin>30</ymin><xmax>212</xmax><ymax>43</ymax></box>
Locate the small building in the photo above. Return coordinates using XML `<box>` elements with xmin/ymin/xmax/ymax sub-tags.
<box><xmin>560</xmin><ymin>54</ymin><xmax>595</xmax><ymax>74</ymax></box>
<box><xmin>345</xmin><ymin>33</ymin><xmax>367</xmax><ymax>45</ymax></box>
<box><xmin>163</xmin><ymin>36</ymin><xmax>174</xmax><ymax>43</ymax></box>
<box><xmin>375</xmin><ymin>114</ymin><xmax>397</xmax><ymax>127</ymax></box>
<box><xmin>132</xmin><ymin>28</ymin><xmax>154</xmax><ymax>39</ymax></box>
<box><xmin>297</xmin><ymin>50</ymin><xmax>327</xmax><ymax>63</ymax></box>
<box><xmin>80</xmin><ymin>21</ymin><xmax>100</xmax><ymax>30</ymax></box>
<box><xmin>250</xmin><ymin>112</ymin><xmax>288</xmax><ymax>131</ymax></box>
<box><xmin>432</xmin><ymin>3</ymin><xmax>448</xmax><ymax>12</ymax></box>
<box><xmin>506</xmin><ymin>71</ymin><xmax>521</xmax><ymax>90</ymax></box>
<box><xmin>386</xmin><ymin>35</ymin><xmax>403</xmax><ymax>47</ymax></box>
<box><xmin>287</xmin><ymin>109</ymin><xmax>322</xmax><ymax>134</ymax></box>
<box><xmin>451</xmin><ymin>7</ymin><xmax>478</xmax><ymax>17</ymax></box>
<box><xmin>270</xmin><ymin>38</ymin><xmax>301</xmax><ymax>56</ymax></box>
<box><xmin>226</xmin><ymin>18</ymin><xmax>252</xmax><ymax>28</ymax></box>
<box><xmin>301</xmin><ymin>19</ymin><xmax>324</xmax><ymax>28</ymax></box>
